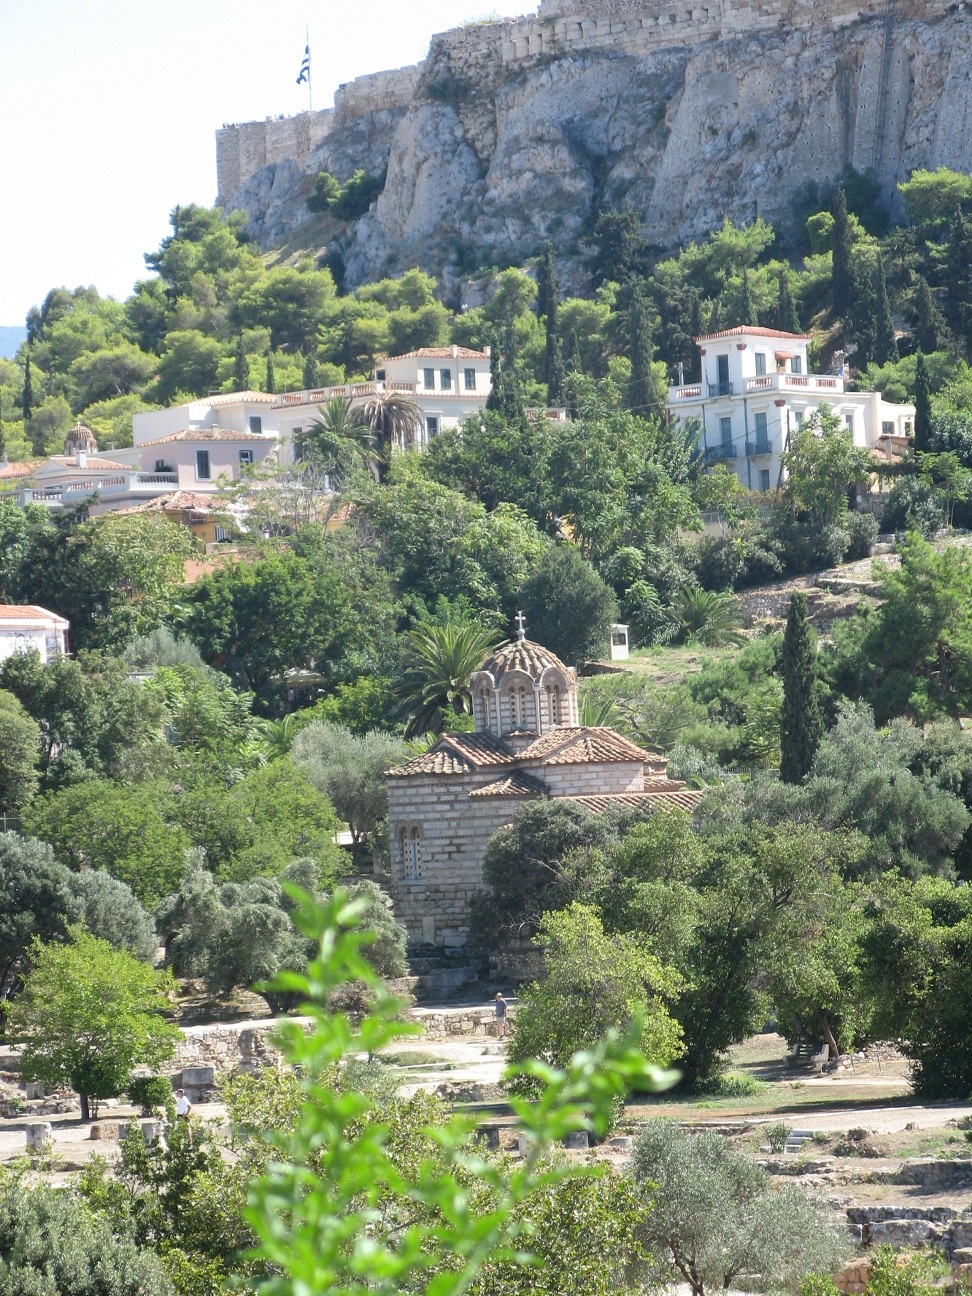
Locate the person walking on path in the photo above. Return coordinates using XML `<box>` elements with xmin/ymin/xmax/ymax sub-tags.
<box><xmin>495</xmin><ymin>992</ymin><xmax>508</xmax><ymax>1040</ymax></box>
<box><xmin>175</xmin><ymin>1088</ymin><xmax>193</xmax><ymax>1143</ymax></box>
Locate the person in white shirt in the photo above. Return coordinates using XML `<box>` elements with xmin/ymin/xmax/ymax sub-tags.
<box><xmin>175</xmin><ymin>1088</ymin><xmax>193</xmax><ymax>1142</ymax></box>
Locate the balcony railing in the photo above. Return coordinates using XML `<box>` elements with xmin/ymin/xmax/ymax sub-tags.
<box><xmin>705</xmin><ymin>443</ymin><xmax>737</xmax><ymax>462</ymax></box>
<box><xmin>745</xmin><ymin>439</ymin><xmax>772</xmax><ymax>456</ymax></box>
<box><xmin>671</xmin><ymin>383</ymin><xmax>702</xmax><ymax>400</ymax></box>
<box><xmin>275</xmin><ymin>380</ymin><xmax>487</xmax><ymax>408</ymax></box>
<box><xmin>744</xmin><ymin>373</ymin><xmax>843</xmax><ymax>394</ymax></box>
<box><xmin>707</xmin><ymin>381</ymin><xmax>734</xmax><ymax>398</ymax></box>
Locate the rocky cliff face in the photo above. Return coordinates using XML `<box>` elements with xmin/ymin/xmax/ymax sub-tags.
<box><xmin>222</xmin><ymin>0</ymin><xmax>972</xmax><ymax>291</ymax></box>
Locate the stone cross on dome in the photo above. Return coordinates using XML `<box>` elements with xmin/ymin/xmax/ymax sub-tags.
<box><xmin>515</xmin><ymin>610</ymin><xmax>527</xmax><ymax>641</ymax></box>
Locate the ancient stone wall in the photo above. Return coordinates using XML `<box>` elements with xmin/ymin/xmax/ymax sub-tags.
<box><xmin>216</xmin><ymin>62</ymin><xmax>422</xmax><ymax>203</ymax></box>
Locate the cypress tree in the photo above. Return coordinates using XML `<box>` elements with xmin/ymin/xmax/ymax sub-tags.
<box><xmin>832</xmin><ymin>183</ymin><xmax>853</xmax><ymax>319</ymax></box>
<box><xmin>536</xmin><ymin>242</ymin><xmax>557</xmax><ymax>323</ymax></box>
<box><xmin>22</xmin><ymin>351</ymin><xmax>32</xmax><ymax>425</ymax></box>
<box><xmin>913</xmin><ymin>350</ymin><xmax>933</xmax><ymax>453</ymax></box>
<box><xmin>627</xmin><ymin>280</ymin><xmax>654</xmax><ymax>415</ymax></box>
<box><xmin>872</xmin><ymin>254</ymin><xmax>898</xmax><ymax>366</ymax></box>
<box><xmin>264</xmin><ymin>349</ymin><xmax>276</xmax><ymax>395</ymax></box>
<box><xmin>780</xmin><ymin>591</ymin><xmax>823</xmax><ymax>785</ymax></box>
<box><xmin>738</xmin><ymin>267</ymin><xmax>757</xmax><ymax>327</ymax></box>
<box><xmin>485</xmin><ymin>331</ymin><xmax>502</xmax><ymax>413</ymax></box>
<box><xmin>546</xmin><ymin>334</ymin><xmax>566</xmax><ymax>407</ymax></box>
<box><xmin>233</xmin><ymin>336</ymin><xmax>249</xmax><ymax>391</ymax></box>
<box><xmin>945</xmin><ymin>208</ymin><xmax>972</xmax><ymax>357</ymax></box>
<box><xmin>563</xmin><ymin>330</ymin><xmax>582</xmax><ymax>419</ymax></box>
<box><xmin>776</xmin><ymin>269</ymin><xmax>802</xmax><ymax>333</ymax></box>
<box><xmin>914</xmin><ymin>277</ymin><xmax>943</xmax><ymax>355</ymax></box>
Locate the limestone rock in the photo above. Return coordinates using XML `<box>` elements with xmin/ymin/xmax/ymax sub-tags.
<box><xmin>25</xmin><ymin>1122</ymin><xmax>52</xmax><ymax>1153</ymax></box>
<box><xmin>871</xmin><ymin>1218</ymin><xmax>939</xmax><ymax>1248</ymax></box>
<box><xmin>89</xmin><ymin>1122</ymin><xmax>119</xmax><ymax>1141</ymax></box>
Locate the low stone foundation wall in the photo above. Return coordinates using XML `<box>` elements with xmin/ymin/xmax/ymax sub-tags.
<box><xmin>410</xmin><ymin>1006</ymin><xmax>511</xmax><ymax>1038</ymax></box>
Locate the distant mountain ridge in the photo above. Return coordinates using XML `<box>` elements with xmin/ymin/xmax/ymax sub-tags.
<box><xmin>0</xmin><ymin>326</ymin><xmax>26</xmax><ymax>360</ymax></box>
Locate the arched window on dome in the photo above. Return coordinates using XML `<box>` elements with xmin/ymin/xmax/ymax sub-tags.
<box><xmin>477</xmin><ymin>686</ymin><xmax>492</xmax><ymax>731</ymax></box>
<box><xmin>545</xmin><ymin>682</ymin><xmax>562</xmax><ymax>727</ymax></box>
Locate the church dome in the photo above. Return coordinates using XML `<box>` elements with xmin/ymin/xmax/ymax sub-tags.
<box><xmin>471</xmin><ymin>616</ymin><xmax>579</xmax><ymax>740</ymax></box>
<box><xmin>477</xmin><ymin>637</ymin><xmax>569</xmax><ymax>685</ymax></box>
<box><xmin>64</xmin><ymin>423</ymin><xmax>98</xmax><ymax>455</ymax></box>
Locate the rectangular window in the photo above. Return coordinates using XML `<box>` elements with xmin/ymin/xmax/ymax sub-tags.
<box><xmin>440</xmin><ymin>368</ymin><xmax>453</xmax><ymax>389</ymax></box>
<box><xmin>791</xmin><ymin>356</ymin><xmax>803</xmax><ymax>374</ymax></box>
<box><xmin>375</xmin><ymin>368</ymin><xmax>386</xmax><ymax>382</ymax></box>
<box><xmin>760</xmin><ymin>469</ymin><xmax>771</xmax><ymax>491</ymax></box>
<box><xmin>248</xmin><ymin>415</ymin><xmax>262</xmax><ymax>434</ymax></box>
<box><xmin>426</xmin><ymin>416</ymin><xmax>439</xmax><ymax>438</ymax></box>
<box><xmin>753</xmin><ymin>411</ymin><xmax>769</xmax><ymax>453</ymax></box>
<box><xmin>464</xmin><ymin>367</ymin><xmax>476</xmax><ymax>390</ymax></box>
<box><xmin>239</xmin><ymin>449</ymin><xmax>254</xmax><ymax>466</ymax></box>
<box><xmin>717</xmin><ymin>354</ymin><xmax>730</xmax><ymax>396</ymax></box>
<box><xmin>795</xmin><ymin>411</ymin><xmax>804</xmax><ymax>428</ymax></box>
<box><xmin>214</xmin><ymin>525</ymin><xmax>230</xmax><ymax>542</ymax></box>
<box><xmin>195</xmin><ymin>450</ymin><xmax>211</xmax><ymax>481</ymax></box>
<box><xmin>882</xmin><ymin>420</ymin><xmax>895</xmax><ymax>437</ymax></box>
<box><xmin>755</xmin><ymin>352</ymin><xmax>766</xmax><ymax>376</ymax></box>
<box><xmin>423</xmin><ymin>367</ymin><xmax>435</xmax><ymax>389</ymax></box>
<box><xmin>845</xmin><ymin>414</ymin><xmax>854</xmax><ymax>432</ymax></box>
<box><xmin>720</xmin><ymin>416</ymin><xmax>733</xmax><ymax>453</ymax></box>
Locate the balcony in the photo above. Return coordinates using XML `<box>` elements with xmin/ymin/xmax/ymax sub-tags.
<box><xmin>745</xmin><ymin>439</ymin><xmax>772</xmax><ymax>456</ymax></box>
<box><xmin>705</xmin><ymin>443</ymin><xmax>737</xmax><ymax>462</ymax></box>
<box><xmin>707</xmin><ymin>381</ymin><xmax>734</xmax><ymax>398</ymax></box>
<box><xmin>744</xmin><ymin>373</ymin><xmax>844</xmax><ymax>395</ymax></box>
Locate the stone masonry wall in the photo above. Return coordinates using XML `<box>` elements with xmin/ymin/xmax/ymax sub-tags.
<box><xmin>216</xmin><ymin>63</ymin><xmax>422</xmax><ymax>203</ymax></box>
<box><xmin>388</xmin><ymin>772</ymin><xmax>529</xmax><ymax>949</ymax></box>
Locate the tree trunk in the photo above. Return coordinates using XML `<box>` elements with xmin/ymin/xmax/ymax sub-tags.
<box><xmin>818</xmin><ymin>1011</ymin><xmax>840</xmax><ymax>1060</ymax></box>
<box><xmin>939</xmin><ymin>639</ymin><xmax>952</xmax><ymax>697</ymax></box>
<box><xmin>80</xmin><ymin>1092</ymin><xmax>90</xmax><ymax>1122</ymax></box>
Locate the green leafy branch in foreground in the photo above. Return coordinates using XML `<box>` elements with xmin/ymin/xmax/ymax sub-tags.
<box><xmin>244</xmin><ymin>888</ymin><xmax>677</xmax><ymax>1296</ymax></box>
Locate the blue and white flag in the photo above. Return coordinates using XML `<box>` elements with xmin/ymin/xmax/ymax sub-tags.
<box><xmin>296</xmin><ymin>43</ymin><xmax>310</xmax><ymax>86</ymax></box>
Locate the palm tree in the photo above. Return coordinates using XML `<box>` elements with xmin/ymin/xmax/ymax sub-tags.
<box><xmin>353</xmin><ymin>391</ymin><xmax>424</xmax><ymax>477</ymax></box>
<box><xmin>676</xmin><ymin>587</ymin><xmax>747</xmax><ymax>647</ymax></box>
<box><xmin>399</xmin><ymin>621</ymin><xmax>502</xmax><ymax>739</ymax></box>
<box><xmin>303</xmin><ymin>395</ymin><xmax>382</xmax><ymax>484</ymax></box>
<box><xmin>251</xmin><ymin>713</ymin><xmax>303</xmax><ymax>763</ymax></box>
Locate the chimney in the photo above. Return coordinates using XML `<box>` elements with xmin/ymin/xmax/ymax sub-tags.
<box><xmin>484</xmin><ymin>345</ymin><xmax>491</xmax><ymax>358</ymax></box>
<box><xmin>452</xmin><ymin>344</ymin><xmax>458</xmax><ymax>359</ymax></box>
<box><xmin>76</xmin><ymin>450</ymin><xmax>87</xmax><ymax>468</ymax></box>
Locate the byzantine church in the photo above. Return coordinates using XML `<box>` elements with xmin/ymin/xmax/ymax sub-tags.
<box><xmin>386</xmin><ymin>619</ymin><xmax>702</xmax><ymax>950</ymax></box>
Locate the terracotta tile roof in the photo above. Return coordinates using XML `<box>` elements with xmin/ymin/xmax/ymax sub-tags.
<box><xmin>137</xmin><ymin>428</ymin><xmax>275</xmax><ymax>447</ymax></box>
<box><xmin>568</xmin><ymin>790</ymin><xmax>703</xmax><ymax>815</ymax></box>
<box><xmin>518</xmin><ymin>727</ymin><xmax>657</xmax><ymax>766</ymax></box>
<box><xmin>0</xmin><ymin>459</ymin><xmax>43</xmax><ymax>479</ymax></box>
<box><xmin>694</xmin><ymin>325</ymin><xmax>811</xmax><ymax>343</ymax></box>
<box><xmin>125</xmin><ymin>491</ymin><xmax>223</xmax><ymax>513</ymax></box>
<box><xmin>387</xmin><ymin>347</ymin><xmax>488</xmax><ymax>360</ymax></box>
<box><xmin>474</xmin><ymin>637</ymin><xmax>571</xmax><ymax>683</ymax></box>
<box><xmin>0</xmin><ymin>603</ymin><xmax>69</xmax><ymax>624</ymax></box>
<box><xmin>469</xmin><ymin>772</ymin><xmax>547</xmax><ymax>798</ymax></box>
<box><xmin>203</xmin><ymin>391</ymin><xmax>278</xmax><ymax>405</ymax></box>
<box><xmin>387</xmin><ymin>732</ymin><xmax>516</xmax><ymax>777</ymax></box>
<box><xmin>48</xmin><ymin>455</ymin><xmax>130</xmax><ymax>470</ymax></box>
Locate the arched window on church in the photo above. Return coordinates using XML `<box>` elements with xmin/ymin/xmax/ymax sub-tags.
<box><xmin>545</xmin><ymin>683</ymin><xmax>562</xmax><ymax>726</ymax></box>
<box><xmin>512</xmin><ymin>684</ymin><xmax>529</xmax><ymax>729</ymax></box>
<box><xmin>478</xmin><ymin>686</ymin><xmax>492</xmax><ymax>731</ymax></box>
<box><xmin>401</xmin><ymin>826</ymin><xmax>421</xmax><ymax>881</ymax></box>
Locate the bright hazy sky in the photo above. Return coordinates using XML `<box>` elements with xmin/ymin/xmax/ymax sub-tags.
<box><xmin>0</xmin><ymin>1</ymin><xmax>505</xmax><ymax>325</ymax></box>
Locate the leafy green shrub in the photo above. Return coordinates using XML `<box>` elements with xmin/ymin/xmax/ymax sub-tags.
<box><xmin>331</xmin><ymin>170</ymin><xmax>384</xmax><ymax>221</ymax></box>
<box><xmin>766</xmin><ymin>1121</ymin><xmax>791</xmax><ymax>1152</ymax></box>
<box><xmin>880</xmin><ymin>476</ymin><xmax>946</xmax><ymax>536</ymax></box>
<box><xmin>128</xmin><ymin>1074</ymin><xmax>173</xmax><ymax>1115</ymax></box>
<box><xmin>306</xmin><ymin>170</ymin><xmax>342</xmax><ymax>214</ymax></box>
<box><xmin>845</xmin><ymin>510</ymin><xmax>879</xmax><ymax>560</ymax></box>
<box><xmin>704</xmin><ymin>1071</ymin><xmax>764</xmax><ymax>1097</ymax></box>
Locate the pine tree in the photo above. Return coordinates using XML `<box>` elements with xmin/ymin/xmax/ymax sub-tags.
<box><xmin>738</xmin><ymin>267</ymin><xmax>757</xmax><ymax>327</ymax></box>
<box><xmin>485</xmin><ymin>332</ymin><xmax>502</xmax><ymax>413</ymax></box>
<box><xmin>546</xmin><ymin>334</ymin><xmax>566</xmax><ymax>407</ymax></box>
<box><xmin>233</xmin><ymin>336</ymin><xmax>249</xmax><ymax>392</ymax></box>
<box><xmin>913</xmin><ymin>277</ymin><xmax>943</xmax><ymax>354</ymax></box>
<box><xmin>776</xmin><ymin>269</ymin><xmax>802</xmax><ymax>333</ymax></box>
<box><xmin>22</xmin><ymin>350</ymin><xmax>33</xmax><ymax>426</ymax></box>
<box><xmin>872</xmin><ymin>254</ymin><xmax>898</xmax><ymax>366</ymax></box>
<box><xmin>913</xmin><ymin>350</ymin><xmax>933</xmax><ymax>453</ymax></box>
<box><xmin>264</xmin><ymin>349</ymin><xmax>276</xmax><ymax>395</ymax></box>
<box><xmin>945</xmin><ymin>208</ymin><xmax>972</xmax><ymax>357</ymax></box>
<box><xmin>832</xmin><ymin>183</ymin><xmax>853</xmax><ymax>319</ymax></box>
<box><xmin>627</xmin><ymin>281</ymin><xmax>654</xmax><ymax>416</ymax></box>
<box><xmin>563</xmin><ymin>330</ymin><xmax>582</xmax><ymax>419</ymax></box>
<box><xmin>302</xmin><ymin>351</ymin><xmax>319</xmax><ymax>391</ymax></box>
<box><xmin>780</xmin><ymin>591</ymin><xmax>823</xmax><ymax>785</ymax></box>
<box><xmin>848</xmin><ymin>255</ymin><xmax>876</xmax><ymax>368</ymax></box>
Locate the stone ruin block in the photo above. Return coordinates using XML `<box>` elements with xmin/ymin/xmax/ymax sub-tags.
<box><xmin>180</xmin><ymin>1066</ymin><xmax>216</xmax><ymax>1087</ymax></box>
<box><xmin>25</xmin><ymin>1122</ymin><xmax>52</xmax><ymax>1153</ymax></box>
<box><xmin>562</xmin><ymin>1131</ymin><xmax>589</xmax><ymax>1149</ymax></box>
<box><xmin>89</xmin><ymin>1121</ymin><xmax>120</xmax><ymax>1141</ymax></box>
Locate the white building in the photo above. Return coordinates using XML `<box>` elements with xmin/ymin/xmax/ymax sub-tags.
<box><xmin>666</xmin><ymin>327</ymin><xmax>916</xmax><ymax>493</ymax></box>
<box><xmin>273</xmin><ymin>345</ymin><xmax>492</xmax><ymax>457</ymax></box>
<box><xmin>0</xmin><ymin>605</ymin><xmax>69</xmax><ymax>663</ymax></box>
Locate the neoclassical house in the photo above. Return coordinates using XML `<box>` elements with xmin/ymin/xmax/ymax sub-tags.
<box><xmin>386</xmin><ymin>625</ymin><xmax>701</xmax><ymax>950</ymax></box>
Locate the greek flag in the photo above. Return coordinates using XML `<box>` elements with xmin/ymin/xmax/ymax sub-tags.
<box><xmin>296</xmin><ymin>43</ymin><xmax>310</xmax><ymax>86</ymax></box>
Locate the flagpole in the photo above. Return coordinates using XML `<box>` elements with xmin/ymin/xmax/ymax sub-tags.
<box><xmin>307</xmin><ymin>26</ymin><xmax>312</xmax><ymax>112</ymax></box>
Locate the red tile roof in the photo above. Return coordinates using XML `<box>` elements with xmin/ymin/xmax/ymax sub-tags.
<box><xmin>124</xmin><ymin>491</ymin><xmax>223</xmax><ymax>514</ymax></box>
<box><xmin>469</xmin><ymin>772</ymin><xmax>547</xmax><ymax>798</ymax></box>
<box><xmin>518</xmin><ymin>727</ymin><xmax>657</xmax><ymax>766</ymax></box>
<box><xmin>0</xmin><ymin>459</ymin><xmax>43</xmax><ymax>479</ymax></box>
<box><xmin>387</xmin><ymin>732</ymin><xmax>516</xmax><ymax>777</ymax></box>
<box><xmin>474</xmin><ymin>638</ymin><xmax>571</xmax><ymax>683</ymax></box>
<box><xmin>694</xmin><ymin>325</ymin><xmax>811</xmax><ymax>343</ymax></box>
<box><xmin>0</xmin><ymin>604</ymin><xmax>69</xmax><ymax>624</ymax></box>
<box><xmin>48</xmin><ymin>455</ymin><xmax>130</xmax><ymax>470</ymax></box>
<box><xmin>569</xmin><ymin>790</ymin><xmax>703</xmax><ymax>814</ymax></box>
<box><xmin>203</xmin><ymin>391</ymin><xmax>278</xmax><ymax>405</ymax></box>
<box><xmin>387</xmin><ymin>347</ymin><xmax>489</xmax><ymax>360</ymax></box>
<box><xmin>137</xmin><ymin>428</ymin><xmax>274</xmax><ymax>447</ymax></box>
